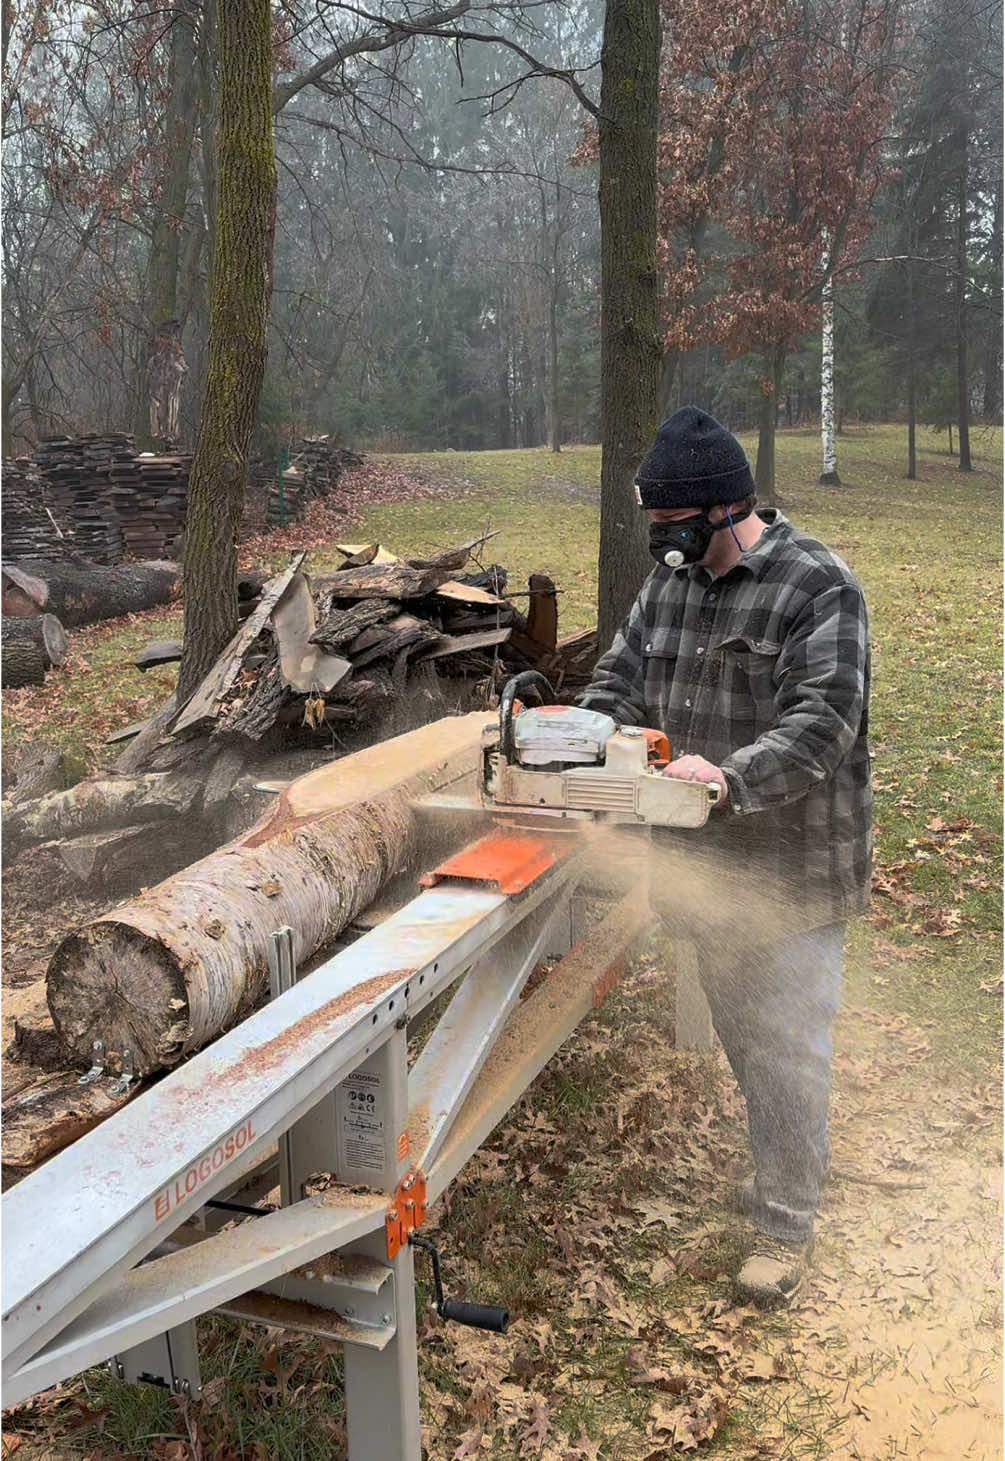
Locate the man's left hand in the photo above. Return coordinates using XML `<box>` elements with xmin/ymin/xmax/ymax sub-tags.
<box><xmin>662</xmin><ymin>755</ymin><xmax>729</xmax><ymax>806</ymax></box>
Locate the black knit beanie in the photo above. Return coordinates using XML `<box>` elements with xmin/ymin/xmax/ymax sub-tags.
<box><xmin>635</xmin><ymin>406</ymin><xmax>755</xmax><ymax>509</ymax></box>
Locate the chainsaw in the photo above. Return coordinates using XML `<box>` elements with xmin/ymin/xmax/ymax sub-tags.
<box><xmin>479</xmin><ymin>672</ymin><xmax>719</xmax><ymax>829</ymax></box>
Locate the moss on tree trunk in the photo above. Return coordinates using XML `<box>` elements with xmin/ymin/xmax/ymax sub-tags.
<box><xmin>177</xmin><ymin>0</ymin><xmax>276</xmax><ymax>705</ymax></box>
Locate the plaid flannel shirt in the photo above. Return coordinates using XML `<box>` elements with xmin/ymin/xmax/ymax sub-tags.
<box><xmin>580</xmin><ymin>510</ymin><xmax>872</xmax><ymax>922</ymax></box>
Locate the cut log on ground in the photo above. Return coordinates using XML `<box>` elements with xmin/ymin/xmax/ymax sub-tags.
<box><xmin>10</xmin><ymin>1011</ymin><xmax>65</xmax><ymax>1069</ymax></box>
<box><xmin>1</xmin><ymin>614</ymin><xmax>68</xmax><ymax>687</ymax></box>
<box><xmin>3</xmin><ymin>772</ymin><xmax>201</xmax><ymax>854</ymax></box>
<box><xmin>4</xmin><ymin>746</ymin><xmax>70</xmax><ymax>804</ymax></box>
<box><xmin>2</xmin><ymin>1071</ymin><xmax>136</xmax><ymax>1186</ymax></box>
<box><xmin>2</xmin><ymin>558</ymin><xmax>180</xmax><ymax>628</ymax></box>
<box><xmin>51</xmin><ymin>821</ymin><xmax>207</xmax><ymax>895</ymax></box>
<box><xmin>46</xmin><ymin>712</ymin><xmax>492</xmax><ymax>1077</ymax></box>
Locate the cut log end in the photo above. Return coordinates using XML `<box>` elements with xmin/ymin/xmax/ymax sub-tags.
<box><xmin>47</xmin><ymin>921</ymin><xmax>190</xmax><ymax>1075</ymax></box>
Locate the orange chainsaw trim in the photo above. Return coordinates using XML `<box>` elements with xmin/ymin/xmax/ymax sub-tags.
<box><xmin>420</xmin><ymin>828</ymin><xmax>575</xmax><ymax>896</ymax></box>
<box><xmin>642</xmin><ymin>728</ymin><xmax>671</xmax><ymax>764</ymax></box>
<box><xmin>386</xmin><ymin>1169</ymin><xmax>428</xmax><ymax>1259</ymax></box>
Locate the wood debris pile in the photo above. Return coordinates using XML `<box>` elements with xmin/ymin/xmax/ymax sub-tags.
<box><xmin>155</xmin><ymin>539</ymin><xmax>595</xmax><ymax>753</ymax></box>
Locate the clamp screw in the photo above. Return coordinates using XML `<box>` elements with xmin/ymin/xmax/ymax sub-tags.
<box><xmin>344</xmin><ymin>1306</ymin><xmax>356</xmax><ymax>1318</ymax></box>
<box><xmin>380</xmin><ymin>1312</ymin><xmax>391</xmax><ymax>1325</ymax></box>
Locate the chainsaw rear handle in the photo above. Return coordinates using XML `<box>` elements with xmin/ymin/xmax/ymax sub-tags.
<box><xmin>499</xmin><ymin>671</ymin><xmax>556</xmax><ymax>764</ymax></box>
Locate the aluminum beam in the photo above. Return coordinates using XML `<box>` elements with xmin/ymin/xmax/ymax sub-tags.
<box><xmin>3</xmin><ymin>853</ymin><xmax>581</xmax><ymax>1384</ymax></box>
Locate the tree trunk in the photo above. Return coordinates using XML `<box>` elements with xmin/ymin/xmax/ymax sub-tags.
<box><xmin>754</xmin><ymin>347</ymin><xmax>785</xmax><ymax>506</ymax></box>
<box><xmin>46</xmin><ymin>713</ymin><xmax>490</xmax><ymax>1077</ymax></box>
<box><xmin>658</xmin><ymin>348</ymin><xmax>680</xmax><ymax>418</ymax></box>
<box><xmin>2</xmin><ymin>559</ymin><xmax>179</xmax><ymax>628</ymax></box>
<box><xmin>134</xmin><ymin>3</ymin><xmax>199</xmax><ymax>450</ymax></box>
<box><xmin>955</xmin><ymin>130</ymin><xmax>972</xmax><ymax>471</ymax></box>
<box><xmin>819</xmin><ymin>256</ymin><xmax>840</xmax><ymax>484</ymax></box>
<box><xmin>906</xmin><ymin>351</ymin><xmax>917</xmax><ymax>480</ymax></box>
<box><xmin>596</xmin><ymin>0</ymin><xmax>662</xmax><ymax>650</ymax></box>
<box><xmin>548</xmin><ymin>264</ymin><xmax>561</xmax><ymax>453</ymax></box>
<box><xmin>906</xmin><ymin>253</ymin><xmax>917</xmax><ymax>480</ymax></box>
<box><xmin>983</xmin><ymin>173</ymin><xmax>1002</xmax><ymax>420</ymax></box>
<box><xmin>177</xmin><ymin>0</ymin><xmax>277</xmax><ymax>703</ymax></box>
<box><xmin>1</xmin><ymin>615</ymin><xmax>67</xmax><ymax>687</ymax></box>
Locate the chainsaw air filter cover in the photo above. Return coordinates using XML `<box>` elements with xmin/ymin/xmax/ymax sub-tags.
<box><xmin>514</xmin><ymin>706</ymin><xmax>616</xmax><ymax>766</ymax></box>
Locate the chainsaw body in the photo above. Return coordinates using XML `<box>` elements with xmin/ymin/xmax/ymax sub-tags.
<box><xmin>479</xmin><ymin>676</ymin><xmax>719</xmax><ymax>830</ymax></box>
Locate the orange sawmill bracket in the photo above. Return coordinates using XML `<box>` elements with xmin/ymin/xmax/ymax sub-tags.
<box><xmin>386</xmin><ymin>1170</ymin><xmax>428</xmax><ymax>1260</ymax></box>
<box><xmin>420</xmin><ymin>828</ymin><xmax>572</xmax><ymax>895</ymax></box>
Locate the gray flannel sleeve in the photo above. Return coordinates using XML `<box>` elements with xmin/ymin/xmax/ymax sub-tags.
<box><xmin>721</xmin><ymin>583</ymin><xmax>868</xmax><ymax>813</ymax></box>
<box><xmin>577</xmin><ymin>594</ymin><xmax>648</xmax><ymax>725</ymax></box>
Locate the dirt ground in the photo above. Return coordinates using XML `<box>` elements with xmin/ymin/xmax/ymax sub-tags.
<box><xmin>736</xmin><ymin>998</ymin><xmax>1003</xmax><ymax>1459</ymax></box>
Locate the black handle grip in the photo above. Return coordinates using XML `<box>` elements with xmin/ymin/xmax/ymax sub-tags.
<box><xmin>440</xmin><ymin>1299</ymin><xmax>510</xmax><ymax>1333</ymax></box>
<box><xmin>499</xmin><ymin>671</ymin><xmax>555</xmax><ymax>764</ymax></box>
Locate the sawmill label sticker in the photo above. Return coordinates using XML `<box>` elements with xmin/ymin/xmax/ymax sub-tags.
<box><xmin>337</xmin><ymin>1070</ymin><xmax>385</xmax><ymax>1175</ymax></box>
<box><xmin>152</xmin><ymin>1120</ymin><xmax>256</xmax><ymax>1221</ymax></box>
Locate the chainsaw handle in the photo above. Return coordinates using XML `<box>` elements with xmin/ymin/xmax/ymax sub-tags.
<box><xmin>499</xmin><ymin>672</ymin><xmax>556</xmax><ymax>764</ymax></box>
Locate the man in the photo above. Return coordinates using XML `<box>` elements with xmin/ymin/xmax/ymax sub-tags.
<box><xmin>579</xmin><ymin>405</ymin><xmax>872</xmax><ymax>1305</ymax></box>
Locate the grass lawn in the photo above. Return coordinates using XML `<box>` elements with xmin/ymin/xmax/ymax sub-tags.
<box><xmin>2</xmin><ymin>422</ymin><xmax>1001</xmax><ymax>1460</ymax></box>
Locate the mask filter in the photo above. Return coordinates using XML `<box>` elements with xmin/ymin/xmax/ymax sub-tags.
<box><xmin>647</xmin><ymin>503</ymin><xmax>755</xmax><ymax>567</ymax></box>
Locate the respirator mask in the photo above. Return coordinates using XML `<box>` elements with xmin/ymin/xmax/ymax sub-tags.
<box><xmin>646</xmin><ymin>502</ymin><xmax>755</xmax><ymax>568</ymax></box>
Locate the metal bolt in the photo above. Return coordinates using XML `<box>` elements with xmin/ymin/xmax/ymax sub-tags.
<box><xmin>380</xmin><ymin>1312</ymin><xmax>391</xmax><ymax>1325</ymax></box>
<box><xmin>344</xmin><ymin>1306</ymin><xmax>356</xmax><ymax>1318</ymax></box>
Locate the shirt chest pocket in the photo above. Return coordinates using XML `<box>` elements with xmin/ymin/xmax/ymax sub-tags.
<box><xmin>712</xmin><ymin>635</ymin><xmax>782</xmax><ymax>723</ymax></box>
<box><xmin>641</xmin><ymin>628</ymin><xmax>680</xmax><ymax>724</ymax></box>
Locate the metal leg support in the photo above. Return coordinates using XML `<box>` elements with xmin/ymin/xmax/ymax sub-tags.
<box><xmin>339</xmin><ymin>1027</ymin><xmax>421</xmax><ymax>1461</ymax></box>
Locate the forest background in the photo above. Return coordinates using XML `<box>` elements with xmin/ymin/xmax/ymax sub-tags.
<box><xmin>2</xmin><ymin>0</ymin><xmax>1001</xmax><ymax>475</ymax></box>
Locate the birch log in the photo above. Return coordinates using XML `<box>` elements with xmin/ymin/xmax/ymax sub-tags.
<box><xmin>47</xmin><ymin>713</ymin><xmax>491</xmax><ymax>1076</ymax></box>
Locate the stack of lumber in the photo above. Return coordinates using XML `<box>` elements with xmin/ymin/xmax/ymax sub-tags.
<box><xmin>266</xmin><ymin>462</ymin><xmax>306</xmax><ymax>526</ymax></box>
<box><xmin>1</xmin><ymin>460</ymin><xmax>70</xmax><ymax>558</ymax></box>
<box><xmin>33</xmin><ymin>434</ymin><xmax>128</xmax><ymax>564</ymax></box>
<box><xmin>265</xmin><ymin>437</ymin><xmax>364</xmax><ymax>525</ymax></box>
<box><xmin>111</xmin><ymin>454</ymin><xmax>191</xmax><ymax>560</ymax></box>
<box><xmin>4</xmin><ymin>438</ymin><xmax>192</xmax><ymax>567</ymax></box>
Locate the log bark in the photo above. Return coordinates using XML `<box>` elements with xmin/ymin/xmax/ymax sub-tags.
<box><xmin>2</xmin><ymin>1072</ymin><xmax>136</xmax><ymax>1186</ymax></box>
<box><xmin>2</xmin><ymin>559</ymin><xmax>179</xmax><ymax>628</ymax></box>
<box><xmin>3</xmin><ymin>773</ymin><xmax>202</xmax><ymax>853</ymax></box>
<box><xmin>46</xmin><ymin>712</ymin><xmax>491</xmax><ymax>1076</ymax></box>
<box><xmin>1</xmin><ymin>614</ymin><xmax>67</xmax><ymax>687</ymax></box>
<box><xmin>10</xmin><ymin>1011</ymin><xmax>64</xmax><ymax>1069</ymax></box>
